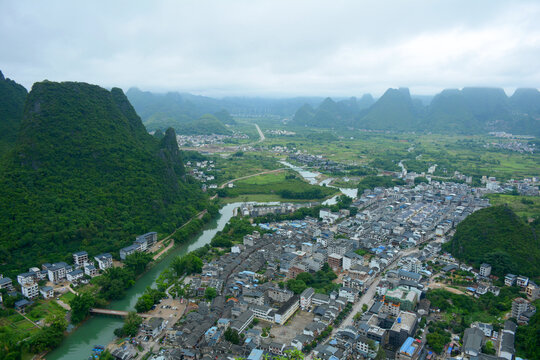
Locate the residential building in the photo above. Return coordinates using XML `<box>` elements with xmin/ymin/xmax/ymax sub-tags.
<box><xmin>0</xmin><ymin>277</ymin><xmax>13</xmax><ymax>291</ymax></box>
<box><xmin>384</xmin><ymin>286</ymin><xmax>421</xmax><ymax>311</ymax></box>
<box><xmin>463</xmin><ymin>327</ymin><xmax>484</xmax><ymax>357</ymax></box>
<box><xmin>17</xmin><ymin>272</ymin><xmax>37</xmax><ymax>286</ymax></box>
<box><xmin>526</xmin><ymin>281</ymin><xmax>539</xmax><ymax>300</ymax></box>
<box><xmin>120</xmin><ymin>244</ymin><xmax>140</xmax><ymax>260</ymax></box>
<box><xmin>66</xmin><ymin>269</ymin><xmax>84</xmax><ymax>282</ymax></box>
<box><xmin>300</xmin><ymin>287</ymin><xmax>315</xmax><ymax>310</ymax></box>
<box><xmin>312</xmin><ymin>293</ymin><xmax>330</xmax><ymax>306</ymax></box>
<box><xmin>22</xmin><ymin>283</ymin><xmax>39</xmax><ymax>299</ymax></box>
<box><xmin>141</xmin><ymin>317</ymin><xmax>165</xmax><ymax>338</ymax></box>
<box><xmin>517</xmin><ymin>275</ymin><xmax>529</xmax><ymax>288</ymax></box>
<box><xmin>328</xmin><ymin>254</ymin><xmax>343</xmax><ymax>271</ymax></box>
<box><xmin>47</xmin><ymin>262</ymin><xmax>68</xmax><ymax>283</ymax></box>
<box><xmin>339</xmin><ymin>287</ymin><xmax>357</xmax><ymax>303</ymax></box>
<box><xmin>40</xmin><ymin>286</ymin><xmax>54</xmax><ymax>299</ymax></box>
<box><xmin>73</xmin><ymin>251</ymin><xmax>88</xmax><ymax>267</ymax></box>
<box><xmin>94</xmin><ymin>253</ymin><xmax>113</xmax><ymax>270</ymax></box>
<box><xmin>499</xmin><ymin>321</ymin><xmax>516</xmax><ymax>360</ymax></box>
<box><xmin>250</xmin><ymin>304</ymin><xmax>275</xmax><ymax>322</ymax></box>
<box><xmin>268</xmin><ymin>287</ymin><xmax>294</xmax><ymax>303</ymax></box>
<box><xmin>136</xmin><ymin>232</ymin><xmax>157</xmax><ymax>247</ymax></box>
<box><xmin>389</xmin><ymin>311</ymin><xmax>418</xmax><ymax>350</ymax></box>
<box><xmin>479</xmin><ymin>263</ymin><xmax>492</xmax><ymax>277</ymax></box>
<box><xmin>505</xmin><ymin>274</ymin><xmax>517</xmax><ymax>286</ymax></box>
<box><xmin>274</xmin><ymin>295</ymin><xmax>299</xmax><ymax>325</ymax></box>
<box><xmin>511</xmin><ymin>297</ymin><xmax>531</xmax><ymax>319</ymax></box>
<box><xmin>396</xmin><ymin>337</ymin><xmax>423</xmax><ymax>360</ymax></box>
<box><xmin>84</xmin><ymin>264</ymin><xmax>99</xmax><ymax>277</ymax></box>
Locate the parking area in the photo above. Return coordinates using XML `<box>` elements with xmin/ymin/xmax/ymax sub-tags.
<box><xmin>270</xmin><ymin>310</ymin><xmax>314</xmax><ymax>344</ymax></box>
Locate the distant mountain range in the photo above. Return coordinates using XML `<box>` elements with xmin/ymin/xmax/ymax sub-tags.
<box><xmin>292</xmin><ymin>87</ymin><xmax>540</xmax><ymax>136</ymax></box>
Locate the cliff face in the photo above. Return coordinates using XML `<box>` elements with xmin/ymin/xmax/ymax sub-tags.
<box><xmin>0</xmin><ymin>70</ymin><xmax>28</xmax><ymax>155</ymax></box>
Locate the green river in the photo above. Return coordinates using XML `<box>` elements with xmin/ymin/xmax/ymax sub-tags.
<box><xmin>46</xmin><ymin>203</ymin><xmax>241</xmax><ymax>360</ymax></box>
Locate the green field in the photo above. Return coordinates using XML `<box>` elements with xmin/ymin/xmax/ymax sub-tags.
<box><xmin>485</xmin><ymin>194</ymin><xmax>540</xmax><ymax>220</ymax></box>
<box><xmin>219</xmin><ymin>170</ymin><xmax>338</xmax><ymax>201</ymax></box>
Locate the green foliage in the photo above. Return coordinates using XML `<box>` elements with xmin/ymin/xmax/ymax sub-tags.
<box><xmin>357</xmin><ymin>175</ymin><xmax>405</xmax><ymax>194</ymax></box>
<box><xmin>0</xmin><ymin>70</ymin><xmax>27</xmax><ymax>156</ymax></box>
<box><xmin>176</xmin><ymin>115</ymin><xmax>231</xmax><ymax>135</ymax></box>
<box><xmin>210</xmin><ymin>217</ymin><xmax>259</xmax><ymax>248</ymax></box>
<box><xmin>135</xmin><ymin>287</ymin><xmax>166</xmax><ymax>313</ymax></box>
<box><xmin>123</xmin><ymin>252</ymin><xmax>153</xmax><ymax>276</ymax></box>
<box><xmin>171</xmin><ymin>253</ymin><xmax>203</xmax><ymax>276</ymax></box>
<box><xmin>95</xmin><ymin>267</ymin><xmax>135</xmax><ymax>300</ymax></box>
<box><xmin>516</xmin><ymin>300</ymin><xmax>540</xmax><ymax>360</ymax></box>
<box><xmin>205</xmin><ymin>287</ymin><xmax>217</xmax><ymax>300</ymax></box>
<box><xmin>224</xmin><ymin>327</ymin><xmax>241</xmax><ymax>344</ymax></box>
<box><xmin>287</xmin><ymin>263</ymin><xmax>338</xmax><ymax>295</ymax></box>
<box><xmin>426</xmin><ymin>329</ymin><xmax>451</xmax><ymax>354</ymax></box>
<box><xmin>444</xmin><ymin>205</ymin><xmax>540</xmax><ymax>278</ymax></box>
<box><xmin>0</xmin><ymin>81</ymin><xmax>208</xmax><ymax>275</ymax></box>
<box><xmin>27</xmin><ymin>315</ymin><xmax>67</xmax><ymax>353</ymax></box>
<box><xmin>115</xmin><ymin>312</ymin><xmax>142</xmax><ymax>338</ymax></box>
<box><xmin>414</xmin><ymin>176</ymin><xmax>429</xmax><ymax>185</ymax></box>
<box><xmin>69</xmin><ymin>292</ymin><xmax>95</xmax><ymax>324</ymax></box>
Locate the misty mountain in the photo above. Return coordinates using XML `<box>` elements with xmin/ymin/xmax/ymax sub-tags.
<box><xmin>292</xmin><ymin>87</ymin><xmax>540</xmax><ymax>135</ymax></box>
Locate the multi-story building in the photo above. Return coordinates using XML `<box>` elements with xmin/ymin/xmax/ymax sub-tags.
<box><xmin>47</xmin><ymin>262</ymin><xmax>68</xmax><ymax>283</ymax></box>
<box><xmin>84</xmin><ymin>264</ymin><xmax>99</xmax><ymax>277</ymax></box>
<box><xmin>94</xmin><ymin>253</ymin><xmax>113</xmax><ymax>270</ymax></box>
<box><xmin>120</xmin><ymin>244</ymin><xmax>140</xmax><ymax>260</ymax></box>
<box><xmin>268</xmin><ymin>287</ymin><xmax>294</xmax><ymax>303</ymax></box>
<box><xmin>17</xmin><ymin>272</ymin><xmax>37</xmax><ymax>286</ymax></box>
<box><xmin>274</xmin><ymin>296</ymin><xmax>299</xmax><ymax>325</ymax></box>
<box><xmin>479</xmin><ymin>263</ymin><xmax>492</xmax><ymax>277</ymax></box>
<box><xmin>396</xmin><ymin>337</ymin><xmax>423</xmax><ymax>360</ymax></box>
<box><xmin>0</xmin><ymin>277</ymin><xmax>13</xmax><ymax>291</ymax></box>
<box><xmin>22</xmin><ymin>283</ymin><xmax>39</xmax><ymax>299</ymax></box>
<box><xmin>517</xmin><ymin>275</ymin><xmax>529</xmax><ymax>288</ymax></box>
<box><xmin>300</xmin><ymin>287</ymin><xmax>315</xmax><ymax>310</ymax></box>
<box><xmin>66</xmin><ymin>269</ymin><xmax>84</xmax><ymax>282</ymax></box>
<box><xmin>328</xmin><ymin>253</ymin><xmax>343</xmax><ymax>271</ymax></box>
<box><xmin>511</xmin><ymin>297</ymin><xmax>531</xmax><ymax>319</ymax></box>
<box><xmin>505</xmin><ymin>274</ymin><xmax>517</xmax><ymax>286</ymax></box>
<box><xmin>73</xmin><ymin>251</ymin><xmax>89</xmax><ymax>267</ymax></box>
<box><xmin>136</xmin><ymin>232</ymin><xmax>157</xmax><ymax>248</ymax></box>
<box><xmin>40</xmin><ymin>286</ymin><xmax>54</xmax><ymax>299</ymax></box>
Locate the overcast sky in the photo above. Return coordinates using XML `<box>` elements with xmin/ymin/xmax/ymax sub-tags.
<box><xmin>1</xmin><ymin>0</ymin><xmax>539</xmax><ymax>97</ymax></box>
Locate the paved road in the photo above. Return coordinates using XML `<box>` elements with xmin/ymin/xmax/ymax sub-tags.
<box><xmin>254</xmin><ymin>123</ymin><xmax>265</xmax><ymax>142</ymax></box>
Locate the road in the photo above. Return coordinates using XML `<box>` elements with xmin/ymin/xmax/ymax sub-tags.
<box><xmin>254</xmin><ymin>123</ymin><xmax>265</xmax><ymax>142</ymax></box>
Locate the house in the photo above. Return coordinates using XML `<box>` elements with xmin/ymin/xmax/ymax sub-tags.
<box><xmin>300</xmin><ymin>287</ymin><xmax>315</xmax><ymax>310</ymax></box>
<box><xmin>67</xmin><ymin>269</ymin><xmax>84</xmax><ymax>282</ymax></box>
<box><xmin>511</xmin><ymin>297</ymin><xmax>531</xmax><ymax>319</ymax></box>
<box><xmin>274</xmin><ymin>295</ymin><xmax>299</xmax><ymax>325</ymax></box>
<box><xmin>398</xmin><ymin>269</ymin><xmax>422</xmax><ymax>282</ymax></box>
<box><xmin>22</xmin><ymin>283</ymin><xmax>39</xmax><ymax>299</ymax></box>
<box><xmin>328</xmin><ymin>254</ymin><xmax>343</xmax><ymax>271</ymax></box>
<box><xmin>47</xmin><ymin>262</ymin><xmax>68</xmax><ymax>283</ymax></box>
<box><xmin>14</xmin><ymin>299</ymin><xmax>33</xmax><ymax>314</ymax></box>
<box><xmin>0</xmin><ymin>277</ymin><xmax>13</xmax><ymax>291</ymax></box>
<box><xmin>243</xmin><ymin>290</ymin><xmax>264</xmax><ymax>306</ymax></box>
<box><xmin>339</xmin><ymin>287</ymin><xmax>357</xmax><ymax>303</ymax></box>
<box><xmin>40</xmin><ymin>286</ymin><xmax>54</xmax><ymax>299</ymax></box>
<box><xmin>120</xmin><ymin>244</ymin><xmax>140</xmax><ymax>260</ymax></box>
<box><xmin>17</xmin><ymin>272</ymin><xmax>37</xmax><ymax>286</ymax></box>
<box><xmin>136</xmin><ymin>232</ymin><xmax>157</xmax><ymax>248</ymax></box>
<box><xmin>396</xmin><ymin>337</ymin><xmax>423</xmax><ymax>360</ymax></box>
<box><xmin>319</xmin><ymin>208</ymin><xmax>339</xmax><ymax>224</ymax></box>
<box><xmin>94</xmin><ymin>253</ymin><xmax>113</xmax><ymax>270</ymax></box>
<box><xmin>250</xmin><ymin>304</ymin><xmax>275</xmax><ymax>322</ymax></box>
<box><xmin>134</xmin><ymin>238</ymin><xmax>149</xmax><ymax>252</ymax></box>
<box><xmin>84</xmin><ymin>264</ymin><xmax>99</xmax><ymax>277</ymax></box>
<box><xmin>504</xmin><ymin>274</ymin><xmax>517</xmax><ymax>286</ymax></box>
<box><xmin>73</xmin><ymin>251</ymin><xmax>89</xmax><ymax>267</ymax></box>
<box><xmin>463</xmin><ymin>327</ymin><xmax>484</xmax><ymax>357</ymax></box>
<box><xmin>268</xmin><ymin>287</ymin><xmax>294</xmax><ymax>303</ymax></box>
<box><xmin>479</xmin><ymin>263</ymin><xmax>491</xmax><ymax>277</ymax></box>
<box><xmin>517</xmin><ymin>275</ymin><xmax>529</xmax><ymax>288</ymax></box>
<box><xmin>526</xmin><ymin>281</ymin><xmax>539</xmax><ymax>300</ymax></box>
<box><xmin>312</xmin><ymin>293</ymin><xmax>330</xmax><ymax>306</ymax></box>
<box><xmin>304</xmin><ymin>322</ymin><xmax>326</xmax><ymax>337</ymax></box>
<box><xmin>291</xmin><ymin>334</ymin><xmax>314</xmax><ymax>351</ymax></box>
<box><xmin>474</xmin><ymin>322</ymin><xmax>493</xmax><ymax>337</ymax></box>
<box><xmin>141</xmin><ymin>317</ymin><xmax>165</xmax><ymax>338</ymax></box>
<box><xmin>356</xmin><ymin>335</ymin><xmax>379</xmax><ymax>359</ymax></box>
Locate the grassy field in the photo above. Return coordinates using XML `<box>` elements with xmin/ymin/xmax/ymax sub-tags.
<box><xmin>256</xmin><ymin>126</ymin><xmax>539</xmax><ymax>181</ymax></box>
<box><xmin>59</xmin><ymin>291</ymin><xmax>76</xmax><ymax>304</ymax></box>
<box><xmin>485</xmin><ymin>194</ymin><xmax>540</xmax><ymax>220</ymax></box>
<box><xmin>220</xmin><ymin>171</ymin><xmax>338</xmax><ymax>201</ymax></box>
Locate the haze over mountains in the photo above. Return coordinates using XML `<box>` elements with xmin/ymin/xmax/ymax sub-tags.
<box><xmin>124</xmin><ymin>86</ymin><xmax>540</xmax><ymax>137</ymax></box>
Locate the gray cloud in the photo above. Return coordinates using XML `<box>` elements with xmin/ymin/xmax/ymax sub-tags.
<box><xmin>1</xmin><ymin>0</ymin><xmax>539</xmax><ymax>96</ymax></box>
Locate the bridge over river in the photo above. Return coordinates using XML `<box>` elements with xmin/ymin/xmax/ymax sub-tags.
<box><xmin>89</xmin><ymin>308</ymin><xmax>152</xmax><ymax>318</ymax></box>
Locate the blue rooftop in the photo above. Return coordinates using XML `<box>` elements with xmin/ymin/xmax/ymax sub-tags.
<box><xmin>248</xmin><ymin>349</ymin><xmax>264</xmax><ymax>360</ymax></box>
<box><xmin>400</xmin><ymin>337</ymin><xmax>416</xmax><ymax>356</ymax></box>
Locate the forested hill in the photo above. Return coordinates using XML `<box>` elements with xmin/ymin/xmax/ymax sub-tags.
<box><xmin>0</xmin><ymin>70</ymin><xmax>27</xmax><ymax>156</ymax></box>
<box><xmin>292</xmin><ymin>87</ymin><xmax>540</xmax><ymax>135</ymax></box>
<box><xmin>444</xmin><ymin>205</ymin><xmax>540</xmax><ymax>279</ymax></box>
<box><xmin>0</xmin><ymin>81</ymin><xmax>208</xmax><ymax>275</ymax></box>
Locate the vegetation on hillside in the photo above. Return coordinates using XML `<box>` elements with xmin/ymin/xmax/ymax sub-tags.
<box><xmin>0</xmin><ymin>81</ymin><xmax>208</xmax><ymax>275</ymax></box>
<box><xmin>444</xmin><ymin>205</ymin><xmax>540</xmax><ymax>278</ymax></box>
<box><xmin>0</xmin><ymin>70</ymin><xmax>27</xmax><ymax>156</ymax></box>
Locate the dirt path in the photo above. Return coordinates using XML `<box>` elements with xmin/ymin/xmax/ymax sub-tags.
<box><xmin>152</xmin><ymin>209</ymin><xmax>208</xmax><ymax>261</ymax></box>
<box><xmin>16</xmin><ymin>310</ymin><xmax>43</xmax><ymax>329</ymax></box>
<box><xmin>428</xmin><ymin>282</ymin><xmax>466</xmax><ymax>295</ymax></box>
<box><xmin>254</xmin><ymin>123</ymin><xmax>265</xmax><ymax>142</ymax></box>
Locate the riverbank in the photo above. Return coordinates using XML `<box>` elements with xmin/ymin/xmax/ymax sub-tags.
<box><xmin>45</xmin><ymin>203</ymin><xmax>241</xmax><ymax>360</ymax></box>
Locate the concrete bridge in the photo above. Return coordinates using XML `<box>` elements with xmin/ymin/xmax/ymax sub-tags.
<box><xmin>89</xmin><ymin>308</ymin><xmax>152</xmax><ymax>318</ymax></box>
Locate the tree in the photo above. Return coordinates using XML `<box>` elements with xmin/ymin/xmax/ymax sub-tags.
<box><xmin>171</xmin><ymin>253</ymin><xmax>203</xmax><ymax>276</ymax></box>
<box><xmin>70</xmin><ymin>292</ymin><xmax>95</xmax><ymax>324</ymax></box>
<box><xmin>483</xmin><ymin>341</ymin><xmax>496</xmax><ymax>355</ymax></box>
<box><xmin>286</xmin><ymin>279</ymin><xmax>307</xmax><ymax>294</ymax></box>
<box><xmin>362</xmin><ymin>304</ymin><xmax>368</xmax><ymax>312</ymax></box>
<box><xmin>224</xmin><ymin>328</ymin><xmax>240</xmax><ymax>344</ymax></box>
<box><xmin>124</xmin><ymin>252</ymin><xmax>153</xmax><ymax>276</ymax></box>
<box><xmin>205</xmin><ymin>287</ymin><xmax>217</xmax><ymax>300</ymax></box>
<box><xmin>122</xmin><ymin>312</ymin><xmax>142</xmax><ymax>337</ymax></box>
